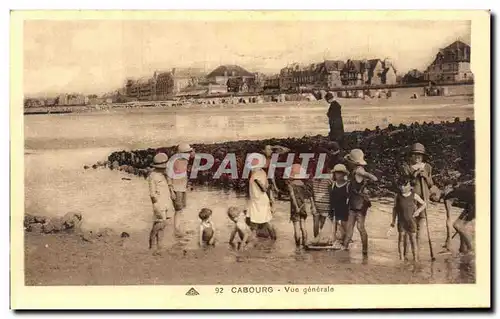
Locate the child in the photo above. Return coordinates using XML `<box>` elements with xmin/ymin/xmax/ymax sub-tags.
<box><xmin>401</xmin><ymin>143</ymin><xmax>434</xmax><ymax>247</ymax></box>
<box><xmin>227</xmin><ymin>206</ymin><xmax>252</xmax><ymax>250</ymax></box>
<box><xmin>147</xmin><ymin>153</ymin><xmax>173</xmax><ymax>255</ymax></box>
<box><xmin>168</xmin><ymin>143</ymin><xmax>195</xmax><ymax>237</ymax></box>
<box><xmin>329</xmin><ymin>164</ymin><xmax>350</xmax><ymax>248</ymax></box>
<box><xmin>442</xmin><ymin>184</ymin><xmax>475</xmax><ymax>255</ymax></box>
<box><xmin>388</xmin><ymin>177</ymin><xmax>427</xmax><ymax>262</ymax></box>
<box><xmin>287</xmin><ymin>163</ymin><xmax>313</xmax><ymax>248</ymax></box>
<box><xmin>310</xmin><ymin>169</ymin><xmax>332</xmax><ymax>240</ymax></box>
<box><xmin>342</xmin><ymin>149</ymin><xmax>378</xmax><ymax>255</ymax></box>
<box><xmin>198</xmin><ymin>208</ymin><xmax>216</xmax><ymax>247</ymax></box>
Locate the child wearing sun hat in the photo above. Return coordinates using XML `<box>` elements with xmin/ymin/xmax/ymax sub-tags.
<box><xmin>342</xmin><ymin>149</ymin><xmax>378</xmax><ymax>255</ymax></box>
<box><xmin>147</xmin><ymin>152</ymin><xmax>174</xmax><ymax>255</ymax></box>
<box><xmin>400</xmin><ymin>142</ymin><xmax>434</xmax><ymax>247</ymax></box>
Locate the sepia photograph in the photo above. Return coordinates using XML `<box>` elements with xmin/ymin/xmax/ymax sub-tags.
<box><xmin>10</xmin><ymin>10</ymin><xmax>490</xmax><ymax>309</ymax></box>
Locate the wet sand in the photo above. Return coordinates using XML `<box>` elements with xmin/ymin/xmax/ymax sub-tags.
<box><xmin>23</xmin><ymin>99</ymin><xmax>476</xmax><ymax>286</ymax></box>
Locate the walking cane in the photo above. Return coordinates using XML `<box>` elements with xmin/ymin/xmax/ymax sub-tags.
<box><xmin>421</xmin><ymin>176</ymin><xmax>436</xmax><ymax>261</ymax></box>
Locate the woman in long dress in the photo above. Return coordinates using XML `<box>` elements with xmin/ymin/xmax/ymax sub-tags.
<box><xmin>246</xmin><ymin>154</ymin><xmax>277</xmax><ymax>240</ymax></box>
<box><xmin>326</xmin><ymin>92</ymin><xmax>344</xmax><ymax>145</ymax></box>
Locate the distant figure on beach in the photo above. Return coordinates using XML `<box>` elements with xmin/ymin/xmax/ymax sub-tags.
<box><xmin>227</xmin><ymin>207</ymin><xmax>252</xmax><ymax>250</ymax></box>
<box><xmin>198</xmin><ymin>208</ymin><xmax>216</xmax><ymax>247</ymax></box>
<box><xmin>168</xmin><ymin>143</ymin><xmax>195</xmax><ymax>237</ymax></box>
<box><xmin>147</xmin><ymin>153</ymin><xmax>174</xmax><ymax>255</ymax></box>
<box><xmin>246</xmin><ymin>154</ymin><xmax>277</xmax><ymax>241</ymax></box>
<box><xmin>326</xmin><ymin>92</ymin><xmax>344</xmax><ymax>145</ymax></box>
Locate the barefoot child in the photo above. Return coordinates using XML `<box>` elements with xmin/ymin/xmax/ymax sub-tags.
<box><xmin>310</xmin><ymin>170</ymin><xmax>332</xmax><ymax>240</ymax></box>
<box><xmin>388</xmin><ymin>177</ymin><xmax>427</xmax><ymax>261</ymax></box>
<box><xmin>198</xmin><ymin>208</ymin><xmax>216</xmax><ymax>247</ymax></box>
<box><xmin>342</xmin><ymin>149</ymin><xmax>378</xmax><ymax>255</ymax></box>
<box><xmin>287</xmin><ymin>163</ymin><xmax>313</xmax><ymax>248</ymax></box>
<box><xmin>329</xmin><ymin>164</ymin><xmax>350</xmax><ymax>248</ymax></box>
<box><xmin>147</xmin><ymin>153</ymin><xmax>174</xmax><ymax>254</ymax></box>
<box><xmin>401</xmin><ymin>143</ymin><xmax>434</xmax><ymax>248</ymax></box>
<box><xmin>442</xmin><ymin>184</ymin><xmax>475</xmax><ymax>255</ymax></box>
<box><xmin>227</xmin><ymin>206</ymin><xmax>252</xmax><ymax>250</ymax></box>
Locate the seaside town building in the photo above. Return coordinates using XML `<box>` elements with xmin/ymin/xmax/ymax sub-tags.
<box><xmin>206</xmin><ymin>65</ymin><xmax>255</xmax><ymax>87</ymax></box>
<box><xmin>279</xmin><ymin>61</ymin><xmax>344</xmax><ymax>92</ymax></box>
<box><xmin>339</xmin><ymin>58</ymin><xmax>397</xmax><ymax>86</ymax></box>
<box><xmin>424</xmin><ymin>40</ymin><xmax>473</xmax><ymax>83</ymax></box>
<box><xmin>402</xmin><ymin>69</ymin><xmax>426</xmax><ymax>84</ymax></box>
<box><xmin>125</xmin><ymin>68</ymin><xmax>206</xmax><ymax>100</ymax></box>
<box><xmin>56</xmin><ymin>94</ymin><xmax>89</xmax><ymax>106</ymax></box>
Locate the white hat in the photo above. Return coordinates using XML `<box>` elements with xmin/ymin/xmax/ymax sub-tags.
<box><xmin>177</xmin><ymin>143</ymin><xmax>193</xmax><ymax>153</ymax></box>
<box><xmin>152</xmin><ymin>153</ymin><xmax>169</xmax><ymax>169</ymax></box>
<box><xmin>331</xmin><ymin>164</ymin><xmax>349</xmax><ymax>174</ymax></box>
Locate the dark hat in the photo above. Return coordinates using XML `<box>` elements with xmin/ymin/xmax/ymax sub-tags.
<box><xmin>325</xmin><ymin>92</ymin><xmax>335</xmax><ymax>101</ymax></box>
<box><xmin>409</xmin><ymin>143</ymin><xmax>427</xmax><ymax>155</ymax></box>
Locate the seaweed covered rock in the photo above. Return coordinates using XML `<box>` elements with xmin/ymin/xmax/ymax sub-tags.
<box><xmin>103</xmin><ymin>120</ymin><xmax>475</xmax><ymax>198</ymax></box>
<box><xmin>24</xmin><ymin>212</ymin><xmax>83</xmax><ymax>234</ymax></box>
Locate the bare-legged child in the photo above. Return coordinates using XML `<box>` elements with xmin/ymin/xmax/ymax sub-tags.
<box><xmin>227</xmin><ymin>207</ymin><xmax>252</xmax><ymax>250</ymax></box>
<box><xmin>389</xmin><ymin>177</ymin><xmax>426</xmax><ymax>262</ymax></box>
<box><xmin>198</xmin><ymin>208</ymin><xmax>216</xmax><ymax>247</ymax></box>
<box><xmin>148</xmin><ymin>153</ymin><xmax>174</xmax><ymax>255</ymax></box>
<box><xmin>287</xmin><ymin>163</ymin><xmax>312</xmax><ymax>248</ymax></box>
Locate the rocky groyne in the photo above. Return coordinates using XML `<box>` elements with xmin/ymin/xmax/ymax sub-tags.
<box><xmin>89</xmin><ymin>118</ymin><xmax>475</xmax><ymax>198</ymax></box>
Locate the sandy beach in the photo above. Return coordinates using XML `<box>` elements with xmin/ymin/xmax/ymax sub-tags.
<box><xmin>24</xmin><ymin>98</ymin><xmax>475</xmax><ymax>286</ymax></box>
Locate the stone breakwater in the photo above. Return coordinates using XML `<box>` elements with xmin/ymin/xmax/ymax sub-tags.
<box><xmin>89</xmin><ymin>118</ymin><xmax>474</xmax><ymax>198</ymax></box>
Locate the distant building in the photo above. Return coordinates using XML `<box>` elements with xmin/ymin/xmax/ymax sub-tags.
<box><xmin>126</xmin><ymin>68</ymin><xmax>205</xmax><ymax>101</ymax></box>
<box><xmin>315</xmin><ymin>60</ymin><xmax>344</xmax><ymax>88</ymax></box>
<box><xmin>341</xmin><ymin>60</ymin><xmax>370</xmax><ymax>86</ymax></box>
<box><xmin>56</xmin><ymin>94</ymin><xmax>88</xmax><ymax>106</ymax></box>
<box><xmin>206</xmin><ymin>65</ymin><xmax>255</xmax><ymax>86</ymax></box>
<box><xmin>263</xmin><ymin>74</ymin><xmax>280</xmax><ymax>91</ymax></box>
<box><xmin>424</xmin><ymin>40</ymin><xmax>473</xmax><ymax>83</ymax></box>
<box><xmin>341</xmin><ymin>58</ymin><xmax>397</xmax><ymax>86</ymax></box>
<box><xmin>402</xmin><ymin>69</ymin><xmax>426</xmax><ymax>84</ymax></box>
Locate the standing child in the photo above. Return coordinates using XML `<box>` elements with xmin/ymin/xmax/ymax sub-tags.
<box><xmin>147</xmin><ymin>153</ymin><xmax>174</xmax><ymax>255</ymax></box>
<box><xmin>168</xmin><ymin>143</ymin><xmax>195</xmax><ymax>237</ymax></box>
<box><xmin>442</xmin><ymin>184</ymin><xmax>475</xmax><ymax>255</ymax></box>
<box><xmin>401</xmin><ymin>143</ymin><xmax>434</xmax><ymax>248</ymax></box>
<box><xmin>198</xmin><ymin>208</ymin><xmax>216</xmax><ymax>247</ymax></box>
<box><xmin>287</xmin><ymin>163</ymin><xmax>313</xmax><ymax>248</ymax></box>
<box><xmin>388</xmin><ymin>177</ymin><xmax>427</xmax><ymax>262</ymax></box>
<box><xmin>342</xmin><ymin>149</ymin><xmax>378</xmax><ymax>255</ymax></box>
<box><xmin>329</xmin><ymin>164</ymin><xmax>350</xmax><ymax>248</ymax></box>
<box><xmin>227</xmin><ymin>206</ymin><xmax>252</xmax><ymax>250</ymax></box>
<box><xmin>310</xmin><ymin>171</ymin><xmax>332</xmax><ymax>241</ymax></box>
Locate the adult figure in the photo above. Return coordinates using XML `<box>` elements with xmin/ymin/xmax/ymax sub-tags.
<box><xmin>326</xmin><ymin>92</ymin><xmax>344</xmax><ymax>145</ymax></box>
<box><xmin>247</xmin><ymin>154</ymin><xmax>277</xmax><ymax>240</ymax></box>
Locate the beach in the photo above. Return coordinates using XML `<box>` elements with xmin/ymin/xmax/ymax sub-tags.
<box><xmin>24</xmin><ymin>98</ymin><xmax>475</xmax><ymax>286</ymax></box>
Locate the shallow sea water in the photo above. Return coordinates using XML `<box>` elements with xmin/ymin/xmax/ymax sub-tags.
<box><xmin>23</xmin><ymin>101</ymin><xmax>476</xmax><ymax>284</ymax></box>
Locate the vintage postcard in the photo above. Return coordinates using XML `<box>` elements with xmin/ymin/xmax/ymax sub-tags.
<box><xmin>11</xmin><ymin>10</ymin><xmax>490</xmax><ymax>309</ymax></box>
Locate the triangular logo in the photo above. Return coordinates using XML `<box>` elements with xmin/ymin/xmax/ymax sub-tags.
<box><xmin>185</xmin><ymin>287</ymin><xmax>200</xmax><ymax>296</ymax></box>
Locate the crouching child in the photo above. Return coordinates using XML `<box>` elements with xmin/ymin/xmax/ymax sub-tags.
<box><xmin>227</xmin><ymin>207</ymin><xmax>252</xmax><ymax>250</ymax></box>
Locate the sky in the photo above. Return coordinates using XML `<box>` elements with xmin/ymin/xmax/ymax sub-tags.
<box><xmin>23</xmin><ymin>20</ymin><xmax>471</xmax><ymax>96</ymax></box>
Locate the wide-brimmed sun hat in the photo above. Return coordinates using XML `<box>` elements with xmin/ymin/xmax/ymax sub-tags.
<box><xmin>344</xmin><ymin>149</ymin><xmax>367</xmax><ymax>166</ymax></box>
<box><xmin>331</xmin><ymin>164</ymin><xmax>349</xmax><ymax>174</ymax></box>
<box><xmin>246</xmin><ymin>153</ymin><xmax>266</xmax><ymax>171</ymax></box>
<box><xmin>409</xmin><ymin>142</ymin><xmax>427</xmax><ymax>156</ymax></box>
<box><xmin>178</xmin><ymin>143</ymin><xmax>193</xmax><ymax>153</ymax></box>
<box><xmin>152</xmin><ymin>153</ymin><xmax>169</xmax><ymax>169</ymax></box>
